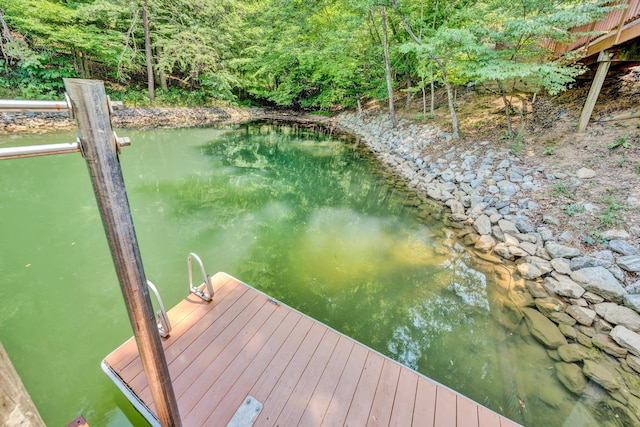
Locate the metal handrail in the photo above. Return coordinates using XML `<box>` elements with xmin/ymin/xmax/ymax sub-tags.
<box><xmin>0</xmin><ymin>134</ymin><xmax>130</xmax><ymax>160</ymax></box>
<box><xmin>0</xmin><ymin>97</ymin><xmax>123</xmax><ymax>113</ymax></box>
<box><xmin>147</xmin><ymin>280</ymin><xmax>172</xmax><ymax>338</ymax></box>
<box><xmin>188</xmin><ymin>253</ymin><xmax>213</xmax><ymax>302</ymax></box>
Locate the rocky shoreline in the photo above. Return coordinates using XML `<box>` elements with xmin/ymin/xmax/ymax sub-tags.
<box><xmin>332</xmin><ymin>111</ymin><xmax>640</xmax><ymax>422</ymax></box>
<box><xmin>0</xmin><ymin>106</ymin><xmax>255</xmax><ymax>133</ymax></box>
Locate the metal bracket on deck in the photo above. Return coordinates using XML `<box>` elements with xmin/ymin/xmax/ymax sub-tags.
<box><xmin>226</xmin><ymin>395</ymin><xmax>263</xmax><ymax>427</ymax></box>
<box><xmin>188</xmin><ymin>253</ymin><xmax>214</xmax><ymax>302</ymax></box>
<box><xmin>146</xmin><ymin>280</ymin><xmax>172</xmax><ymax>338</ymax></box>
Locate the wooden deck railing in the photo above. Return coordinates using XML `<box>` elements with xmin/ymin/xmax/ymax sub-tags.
<box><xmin>553</xmin><ymin>0</ymin><xmax>640</xmax><ymax>58</ymax></box>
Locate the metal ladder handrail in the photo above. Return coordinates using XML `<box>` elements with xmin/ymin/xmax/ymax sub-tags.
<box><xmin>188</xmin><ymin>253</ymin><xmax>213</xmax><ymax>302</ymax></box>
<box><xmin>146</xmin><ymin>280</ymin><xmax>172</xmax><ymax>338</ymax></box>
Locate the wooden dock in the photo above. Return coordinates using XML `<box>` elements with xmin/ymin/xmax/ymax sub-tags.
<box><xmin>102</xmin><ymin>273</ymin><xmax>520</xmax><ymax>426</ymax></box>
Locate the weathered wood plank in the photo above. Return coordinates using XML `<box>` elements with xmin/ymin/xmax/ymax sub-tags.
<box><xmin>457</xmin><ymin>394</ymin><xmax>479</xmax><ymax>426</ymax></box>
<box><xmin>367</xmin><ymin>359</ymin><xmax>401</xmax><ymax>426</ymax></box>
<box><xmin>0</xmin><ymin>341</ymin><xmax>45</xmax><ymax>427</ymax></box>
<box><xmin>413</xmin><ymin>377</ymin><xmax>437</xmax><ymax>427</ymax></box>
<box><xmin>434</xmin><ymin>387</ymin><xmax>457</xmax><ymax>427</ymax></box>
<box><xmin>343</xmin><ymin>352</ymin><xmax>385</xmax><ymax>426</ymax></box>
<box><xmin>297</xmin><ymin>336</ymin><xmax>353</xmax><ymax>426</ymax></box>
<box><xmin>389</xmin><ymin>365</ymin><xmax>418</xmax><ymax>426</ymax></box>
<box><xmin>320</xmin><ymin>343</ymin><xmax>368</xmax><ymax>426</ymax></box>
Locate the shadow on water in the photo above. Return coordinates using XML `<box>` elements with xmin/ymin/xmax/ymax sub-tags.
<box><xmin>0</xmin><ymin>122</ymin><xmax>630</xmax><ymax>426</ymax></box>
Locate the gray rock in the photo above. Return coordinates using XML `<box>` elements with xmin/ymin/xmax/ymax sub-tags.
<box><xmin>583</xmin><ymin>359</ymin><xmax>623</xmax><ymax>391</ymax></box>
<box><xmin>609</xmin><ymin>240</ymin><xmax>640</xmax><ymax>256</ymax></box>
<box><xmin>570</xmin><ymin>267</ymin><xmax>627</xmax><ymax>303</ymax></box>
<box><xmin>558</xmin><ymin>323</ymin><xmax>578</xmax><ymax>340</ymax></box>
<box><xmin>592</xmin><ymin>250</ymin><xmax>615</xmax><ymax>262</ymax></box>
<box><xmin>558</xmin><ymin>343</ymin><xmax>598</xmax><ymax>362</ymax></box>
<box><xmin>526</xmin><ymin>280</ymin><xmax>549</xmax><ymax>298</ymax></box>
<box><xmin>526</xmin><ymin>256</ymin><xmax>554</xmax><ymax>275</ymax></box>
<box><xmin>498</xmin><ymin>219</ymin><xmax>520</xmax><ymax>235</ymax></box>
<box><xmin>522</xmin><ymin>307</ymin><xmax>568</xmax><ymax>348</ymax></box>
<box><xmin>493</xmin><ymin>243</ymin><xmax>513</xmax><ymax>260</ymax></box>
<box><xmin>551</xmin><ymin>258</ymin><xmax>572</xmax><ymax>275</ymax></box>
<box><xmin>608</xmin><ymin>265</ymin><xmax>626</xmax><ymax>283</ymax></box>
<box><xmin>566</xmin><ymin>305</ymin><xmax>596</xmax><ymax>326</ymax></box>
<box><xmin>509</xmin><ymin>246</ymin><xmax>530</xmax><ymax>258</ymax></box>
<box><xmin>601</xmin><ymin>229</ymin><xmax>631</xmax><ymax>240</ymax></box>
<box><xmin>628</xmin><ymin>281</ymin><xmax>640</xmax><ymax>294</ymax></box>
<box><xmin>617</xmin><ymin>256</ymin><xmax>640</xmax><ymax>272</ymax></box>
<box><xmin>576</xmin><ymin>168</ymin><xmax>596</xmax><ymax>179</ymax></box>
<box><xmin>549</xmin><ymin>311</ymin><xmax>578</xmax><ymax>326</ymax></box>
<box><xmin>611</xmin><ymin>325</ymin><xmax>640</xmax><ymax>357</ymax></box>
<box><xmin>538</xmin><ymin>228</ymin><xmax>554</xmax><ymax>242</ymax></box>
<box><xmin>497</xmin><ymin>180</ymin><xmax>520</xmax><ymax>196</ymax></box>
<box><xmin>517</xmin><ymin>262</ymin><xmax>543</xmax><ymax>280</ymax></box>
<box><xmin>628</xmin><ymin>354</ymin><xmax>640</xmax><ymax>374</ymax></box>
<box><xmin>592</xmin><ymin>333</ymin><xmax>628</xmax><ymax>358</ymax></box>
<box><xmin>556</xmin><ymin>362</ymin><xmax>588</xmax><ymax>395</ymax></box>
<box><xmin>558</xmin><ymin>231</ymin><xmax>573</xmax><ymax>243</ymax></box>
<box><xmin>519</xmin><ymin>242</ymin><xmax>537</xmax><ymax>256</ymax></box>
<box><xmin>509</xmin><ymin>169</ymin><xmax>524</xmax><ymax>183</ymax></box>
<box><xmin>514</xmin><ymin>217</ymin><xmax>535</xmax><ymax>233</ymax></box>
<box><xmin>535</xmin><ymin>296</ymin><xmax>566</xmax><ymax>316</ymax></box>
<box><xmin>546</xmin><ymin>243</ymin><xmax>581</xmax><ymax>259</ymax></box>
<box><xmin>583</xmin><ymin>292</ymin><xmax>605</xmax><ymax>304</ymax></box>
<box><xmin>546</xmin><ymin>274</ymin><xmax>585</xmax><ymax>298</ymax></box>
<box><xmin>624</xmin><ymin>295</ymin><xmax>640</xmax><ymax>313</ymax></box>
<box><xmin>570</xmin><ymin>256</ymin><xmax>611</xmax><ymax>270</ymax></box>
<box><xmin>475</xmin><ymin>235</ymin><xmax>496</xmax><ymax>253</ymax></box>
<box><xmin>594</xmin><ymin>302</ymin><xmax>640</xmax><ymax>331</ymax></box>
<box><xmin>473</xmin><ymin>214</ymin><xmax>492</xmax><ymax>235</ymax></box>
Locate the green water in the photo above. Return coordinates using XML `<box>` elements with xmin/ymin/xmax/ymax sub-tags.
<box><xmin>0</xmin><ymin>123</ymin><xmax>621</xmax><ymax>426</ymax></box>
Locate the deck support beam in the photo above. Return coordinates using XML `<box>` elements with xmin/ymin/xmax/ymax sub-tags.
<box><xmin>577</xmin><ymin>51</ymin><xmax>613</xmax><ymax>132</ymax></box>
<box><xmin>64</xmin><ymin>78</ymin><xmax>182</xmax><ymax>427</ymax></box>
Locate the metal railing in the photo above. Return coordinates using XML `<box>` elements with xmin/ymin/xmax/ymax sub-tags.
<box><xmin>0</xmin><ymin>79</ymin><xmax>182</xmax><ymax>426</ymax></box>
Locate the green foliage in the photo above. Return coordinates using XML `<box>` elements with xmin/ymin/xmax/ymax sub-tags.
<box><xmin>543</xmin><ymin>146</ymin><xmax>557</xmax><ymax>155</ymax></box>
<box><xmin>608</xmin><ymin>135</ymin><xmax>631</xmax><ymax>149</ymax></box>
<box><xmin>0</xmin><ymin>0</ymin><xmax>621</xmax><ymax>114</ymax></box>
<box><xmin>598</xmin><ymin>202</ymin><xmax>627</xmax><ymax>227</ymax></box>
<box><xmin>553</xmin><ymin>182</ymin><xmax>575</xmax><ymax>199</ymax></box>
<box><xmin>560</xmin><ymin>203</ymin><xmax>585</xmax><ymax>216</ymax></box>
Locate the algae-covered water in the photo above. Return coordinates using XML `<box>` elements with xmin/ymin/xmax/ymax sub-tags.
<box><xmin>0</xmin><ymin>123</ymin><xmax>623</xmax><ymax>426</ymax></box>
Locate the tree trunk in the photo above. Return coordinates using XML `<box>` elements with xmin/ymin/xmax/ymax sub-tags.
<box><xmin>497</xmin><ymin>80</ymin><xmax>513</xmax><ymax>137</ymax></box>
<box><xmin>422</xmin><ymin>77</ymin><xmax>426</xmax><ymax>118</ymax></box>
<box><xmin>433</xmin><ymin>57</ymin><xmax>459</xmax><ymax>138</ymax></box>
<box><xmin>143</xmin><ymin>0</ymin><xmax>155</xmax><ymax>102</ymax></box>
<box><xmin>381</xmin><ymin>6</ymin><xmax>397</xmax><ymax>128</ymax></box>
<box><xmin>444</xmin><ymin>81</ymin><xmax>459</xmax><ymax>139</ymax></box>
<box><xmin>430</xmin><ymin>75</ymin><xmax>435</xmax><ymax>118</ymax></box>
<box><xmin>405</xmin><ymin>72</ymin><xmax>413</xmax><ymax>108</ymax></box>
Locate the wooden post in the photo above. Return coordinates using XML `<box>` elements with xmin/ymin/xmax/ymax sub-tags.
<box><xmin>63</xmin><ymin>79</ymin><xmax>181</xmax><ymax>427</ymax></box>
<box><xmin>577</xmin><ymin>51</ymin><xmax>613</xmax><ymax>132</ymax></box>
<box><xmin>0</xmin><ymin>341</ymin><xmax>46</xmax><ymax>427</ymax></box>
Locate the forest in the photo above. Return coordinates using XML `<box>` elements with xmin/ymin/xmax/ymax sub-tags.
<box><xmin>0</xmin><ymin>0</ymin><xmax>619</xmax><ymax>136</ymax></box>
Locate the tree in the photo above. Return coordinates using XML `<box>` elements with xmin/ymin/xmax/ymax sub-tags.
<box><xmin>393</xmin><ymin>0</ymin><xmax>475</xmax><ymax>139</ymax></box>
<box><xmin>466</xmin><ymin>0</ymin><xmax>616</xmax><ymax>137</ymax></box>
<box><xmin>381</xmin><ymin>5</ymin><xmax>398</xmax><ymax>127</ymax></box>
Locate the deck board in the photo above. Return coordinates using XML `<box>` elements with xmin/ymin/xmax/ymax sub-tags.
<box><xmin>102</xmin><ymin>272</ymin><xmax>521</xmax><ymax>427</ymax></box>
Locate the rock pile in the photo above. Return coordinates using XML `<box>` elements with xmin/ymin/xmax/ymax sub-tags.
<box><xmin>334</xmin><ymin>111</ymin><xmax>640</xmax><ymax>422</ymax></box>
